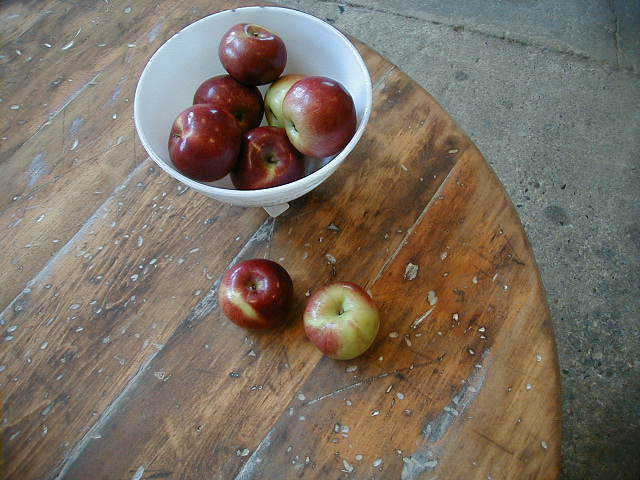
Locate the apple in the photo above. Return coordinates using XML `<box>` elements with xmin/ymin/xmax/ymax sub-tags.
<box><xmin>219</xmin><ymin>23</ymin><xmax>287</xmax><ymax>86</ymax></box>
<box><xmin>231</xmin><ymin>126</ymin><xmax>304</xmax><ymax>190</ymax></box>
<box><xmin>168</xmin><ymin>104</ymin><xmax>241</xmax><ymax>182</ymax></box>
<box><xmin>282</xmin><ymin>76</ymin><xmax>357</xmax><ymax>158</ymax></box>
<box><xmin>193</xmin><ymin>74</ymin><xmax>264</xmax><ymax>133</ymax></box>
<box><xmin>264</xmin><ymin>74</ymin><xmax>305</xmax><ymax>128</ymax></box>
<box><xmin>303</xmin><ymin>282</ymin><xmax>379</xmax><ymax>360</ymax></box>
<box><xmin>218</xmin><ymin>259</ymin><xmax>293</xmax><ymax>330</ymax></box>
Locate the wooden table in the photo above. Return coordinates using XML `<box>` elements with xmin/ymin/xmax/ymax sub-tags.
<box><xmin>0</xmin><ymin>2</ymin><xmax>562</xmax><ymax>479</ymax></box>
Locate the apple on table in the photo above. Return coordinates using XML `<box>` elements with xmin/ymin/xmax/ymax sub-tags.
<box><xmin>304</xmin><ymin>282</ymin><xmax>380</xmax><ymax>360</ymax></box>
<box><xmin>219</xmin><ymin>259</ymin><xmax>294</xmax><ymax>330</ymax></box>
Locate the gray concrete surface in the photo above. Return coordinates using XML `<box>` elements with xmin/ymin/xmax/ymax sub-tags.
<box><xmin>275</xmin><ymin>1</ymin><xmax>640</xmax><ymax>478</ymax></box>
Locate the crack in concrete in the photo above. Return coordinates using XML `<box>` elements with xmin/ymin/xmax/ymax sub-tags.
<box><xmin>608</xmin><ymin>0</ymin><xmax>622</xmax><ymax>69</ymax></box>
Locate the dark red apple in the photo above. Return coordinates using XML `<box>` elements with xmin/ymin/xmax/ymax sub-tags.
<box><xmin>231</xmin><ymin>126</ymin><xmax>304</xmax><ymax>190</ymax></box>
<box><xmin>218</xmin><ymin>259</ymin><xmax>293</xmax><ymax>330</ymax></box>
<box><xmin>168</xmin><ymin>104</ymin><xmax>241</xmax><ymax>182</ymax></box>
<box><xmin>219</xmin><ymin>23</ymin><xmax>286</xmax><ymax>86</ymax></box>
<box><xmin>193</xmin><ymin>74</ymin><xmax>264</xmax><ymax>133</ymax></box>
<box><xmin>282</xmin><ymin>76</ymin><xmax>357</xmax><ymax>158</ymax></box>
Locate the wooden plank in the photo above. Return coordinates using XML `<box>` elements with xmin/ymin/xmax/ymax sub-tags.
<box><xmin>0</xmin><ymin>161</ymin><xmax>267</xmax><ymax>479</ymax></box>
<box><xmin>0</xmin><ymin>0</ymin><xmax>239</xmax><ymax>310</ymax></box>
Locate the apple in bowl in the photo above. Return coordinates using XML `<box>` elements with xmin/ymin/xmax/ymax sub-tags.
<box><xmin>218</xmin><ymin>259</ymin><xmax>293</xmax><ymax>330</ymax></box>
<box><xmin>232</xmin><ymin>126</ymin><xmax>304</xmax><ymax>190</ymax></box>
<box><xmin>303</xmin><ymin>282</ymin><xmax>380</xmax><ymax>360</ymax></box>
<box><xmin>219</xmin><ymin>23</ymin><xmax>287</xmax><ymax>86</ymax></box>
<box><xmin>282</xmin><ymin>76</ymin><xmax>357</xmax><ymax>158</ymax></box>
<box><xmin>193</xmin><ymin>74</ymin><xmax>264</xmax><ymax>133</ymax></box>
<box><xmin>264</xmin><ymin>74</ymin><xmax>305</xmax><ymax>128</ymax></box>
<box><xmin>168</xmin><ymin>104</ymin><xmax>241</xmax><ymax>182</ymax></box>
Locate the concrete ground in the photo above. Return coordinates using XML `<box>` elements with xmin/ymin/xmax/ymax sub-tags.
<box><xmin>274</xmin><ymin>1</ymin><xmax>640</xmax><ymax>478</ymax></box>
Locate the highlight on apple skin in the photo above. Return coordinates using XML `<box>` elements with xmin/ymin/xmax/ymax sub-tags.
<box><xmin>168</xmin><ymin>104</ymin><xmax>242</xmax><ymax>182</ymax></box>
<box><xmin>219</xmin><ymin>23</ymin><xmax>287</xmax><ymax>86</ymax></box>
<box><xmin>281</xmin><ymin>76</ymin><xmax>357</xmax><ymax>158</ymax></box>
<box><xmin>193</xmin><ymin>74</ymin><xmax>264</xmax><ymax>133</ymax></box>
<box><xmin>231</xmin><ymin>126</ymin><xmax>305</xmax><ymax>190</ymax></box>
<box><xmin>218</xmin><ymin>259</ymin><xmax>294</xmax><ymax>330</ymax></box>
<box><xmin>264</xmin><ymin>74</ymin><xmax>305</xmax><ymax>128</ymax></box>
<box><xmin>303</xmin><ymin>282</ymin><xmax>380</xmax><ymax>360</ymax></box>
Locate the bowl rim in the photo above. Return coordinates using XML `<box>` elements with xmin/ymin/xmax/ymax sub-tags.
<box><xmin>134</xmin><ymin>5</ymin><xmax>373</xmax><ymax>198</ymax></box>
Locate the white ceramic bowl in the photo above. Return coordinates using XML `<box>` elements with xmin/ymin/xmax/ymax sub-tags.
<box><xmin>134</xmin><ymin>6</ymin><xmax>372</xmax><ymax>216</ymax></box>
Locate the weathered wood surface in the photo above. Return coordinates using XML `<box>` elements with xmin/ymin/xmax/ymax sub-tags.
<box><xmin>0</xmin><ymin>1</ymin><xmax>561</xmax><ymax>479</ymax></box>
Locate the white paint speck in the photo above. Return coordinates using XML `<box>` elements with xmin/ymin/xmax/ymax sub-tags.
<box><xmin>137</xmin><ymin>236</ymin><xmax>144</xmax><ymax>247</ymax></box>
<box><xmin>61</xmin><ymin>41</ymin><xmax>74</xmax><ymax>50</ymax></box>
<box><xmin>75</xmin><ymin>327</ymin><xmax>84</xmax><ymax>332</ymax></box>
<box><xmin>10</xmin><ymin>105</ymin><xmax>20</xmax><ymax>110</ymax></box>
<box><xmin>355</xmin><ymin>454</ymin><xmax>364</xmax><ymax>461</ymax></box>
<box><xmin>373</xmin><ymin>458</ymin><xmax>383</xmax><ymax>468</ymax></box>
<box><xmin>427</xmin><ymin>290</ymin><xmax>438</xmax><ymax>306</ymax></box>
<box><xmin>124</xmin><ymin>7</ymin><xmax>132</xmax><ymax>13</ymax></box>
<box><xmin>440</xmin><ymin>251</ymin><xmax>448</xmax><ymax>260</ymax></box>
<box><xmin>404</xmin><ymin>262</ymin><xmax>419</xmax><ymax>280</ymax></box>
<box><xmin>130</xmin><ymin>274</ymin><xmax>139</xmax><ymax>282</ymax></box>
<box><xmin>297</xmin><ymin>393</ymin><xmax>306</xmax><ymax>401</ymax></box>
<box><xmin>371</xmin><ymin>410</ymin><xmax>380</xmax><ymax>416</ymax></box>
<box><xmin>396</xmin><ymin>392</ymin><xmax>405</xmax><ymax>400</ymax></box>
<box><xmin>526</xmin><ymin>383</ymin><xmax>533</xmax><ymax>390</ymax></box>
<box><xmin>541</xmin><ymin>440</ymin><xmax>548</xmax><ymax>450</ymax></box>
<box><xmin>536</xmin><ymin>354</ymin><xmax>542</xmax><ymax>362</ymax></box>
<box><xmin>43</xmin><ymin>43</ymin><xmax>52</xmax><ymax>48</ymax></box>
<box><xmin>345</xmin><ymin>365</ymin><xmax>358</xmax><ymax>373</ymax></box>
<box><xmin>389</xmin><ymin>331</ymin><xmax>399</xmax><ymax>338</ymax></box>
<box><xmin>342</xmin><ymin>459</ymin><xmax>354</xmax><ymax>472</ymax></box>
<box><xmin>40</xmin><ymin>342</ymin><xmax>48</xmax><ymax>350</ymax></box>
<box><xmin>325</xmin><ymin>253</ymin><xmax>336</xmax><ymax>264</ymax></box>
<box><xmin>453</xmin><ymin>313</ymin><xmax>459</xmax><ymax>321</ymax></box>
<box><xmin>472</xmin><ymin>276</ymin><xmax>478</xmax><ymax>284</ymax></box>
<box><xmin>69</xmin><ymin>303</ymin><xmax>81</xmax><ymax>310</ymax></box>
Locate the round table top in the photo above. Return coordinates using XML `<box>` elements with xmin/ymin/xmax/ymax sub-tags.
<box><xmin>0</xmin><ymin>2</ymin><xmax>561</xmax><ymax>479</ymax></box>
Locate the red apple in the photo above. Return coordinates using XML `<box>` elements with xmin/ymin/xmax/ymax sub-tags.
<box><xmin>231</xmin><ymin>126</ymin><xmax>304</xmax><ymax>190</ymax></box>
<box><xmin>218</xmin><ymin>259</ymin><xmax>293</xmax><ymax>330</ymax></box>
<box><xmin>219</xmin><ymin>23</ymin><xmax>287</xmax><ymax>86</ymax></box>
<box><xmin>193</xmin><ymin>74</ymin><xmax>264</xmax><ymax>133</ymax></box>
<box><xmin>264</xmin><ymin>74</ymin><xmax>305</xmax><ymax>127</ymax></box>
<box><xmin>282</xmin><ymin>76</ymin><xmax>357</xmax><ymax>158</ymax></box>
<box><xmin>303</xmin><ymin>282</ymin><xmax>380</xmax><ymax>360</ymax></box>
<box><xmin>168</xmin><ymin>104</ymin><xmax>241</xmax><ymax>182</ymax></box>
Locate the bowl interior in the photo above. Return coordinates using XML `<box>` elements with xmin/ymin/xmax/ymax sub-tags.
<box><xmin>135</xmin><ymin>6</ymin><xmax>371</xmax><ymax>193</ymax></box>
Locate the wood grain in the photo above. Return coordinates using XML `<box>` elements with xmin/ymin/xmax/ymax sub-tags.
<box><xmin>0</xmin><ymin>2</ymin><xmax>561</xmax><ymax>479</ymax></box>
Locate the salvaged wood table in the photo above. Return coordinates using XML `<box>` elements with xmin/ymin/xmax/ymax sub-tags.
<box><xmin>1</xmin><ymin>1</ymin><xmax>561</xmax><ymax>479</ymax></box>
